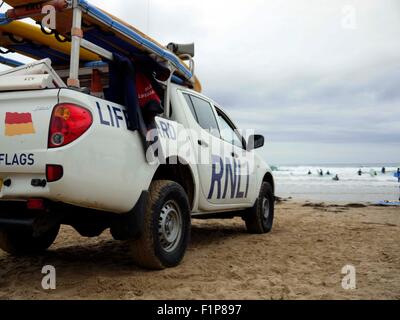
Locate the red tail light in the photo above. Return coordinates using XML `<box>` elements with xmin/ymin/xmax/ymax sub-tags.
<box><xmin>48</xmin><ymin>103</ymin><xmax>92</xmax><ymax>148</ymax></box>
<box><xmin>46</xmin><ymin>164</ymin><xmax>64</xmax><ymax>182</ymax></box>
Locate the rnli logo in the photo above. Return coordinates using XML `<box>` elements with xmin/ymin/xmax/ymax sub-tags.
<box><xmin>4</xmin><ymin>112</ymin><xmax>36</xmax><ymax>137</ymax></box>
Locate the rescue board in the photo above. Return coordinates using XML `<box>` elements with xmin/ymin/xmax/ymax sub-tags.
<box><xmin>0</xmin><ymin>20</ymin><xmax>100</xmax><ymax>62</ymax></box>
<box><xmin>2</xmin><ymin>0</ymin><xmax>202</xmax><ymax>92</ymax></box>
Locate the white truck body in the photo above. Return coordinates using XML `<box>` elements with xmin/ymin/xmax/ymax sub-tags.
<box><xmin>0</xmin><ymin>84</ymin><xmax>272</xmax><ymax>215</ymax></box>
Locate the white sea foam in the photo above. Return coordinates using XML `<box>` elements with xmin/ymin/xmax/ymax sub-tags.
<box><xmin>273</xmin><ymin>165</ymin><xmax>400</xmax><ymax>203</ymax></box>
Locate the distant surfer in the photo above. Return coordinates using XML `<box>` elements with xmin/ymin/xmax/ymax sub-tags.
<box><xmin>319</xmin><ymin>170</ymin><xmax>324</xmax><ymax>176</ymax></box>
<box><xmin>381</xmin><ymin>167</ymin><xmax>386</xmax><ymax>174</ymax></box>
<box><xmin>308</xmin><ymin>170</ymin><xmax>312</xmax><ymax>175</ymax></box>
<box><xmin>398</xmin><ymin>168</ymin><xmax>400</xmax><ymax>201</ymax></box>
<box><xmin>358</xmin><ymin>169</ymin><xmax>362</xmax><ymax>176</ymax></box>
<box><xmin>333</xmin><ymin>174</ymin><xmax>339</xmax><ymax>181</ymax></box>
<box><xmin>326</xmin><ymin>171</ymin><xmax>331</xmax><ymax>176</ymax></box>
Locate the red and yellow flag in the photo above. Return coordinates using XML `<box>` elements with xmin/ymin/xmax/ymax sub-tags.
<box><xmin>5</xmin><ymin>112</ymin><xmax>36</xmax><ymax>137</ymax></box>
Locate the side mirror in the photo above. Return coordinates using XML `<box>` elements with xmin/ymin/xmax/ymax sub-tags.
<box><xmin>247</xmin><ymin>134</ymin><xmax>265</xmax><ymax>151</ymax></box>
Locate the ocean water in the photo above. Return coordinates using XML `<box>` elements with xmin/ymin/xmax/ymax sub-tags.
<box><xmin>273</xmin><ymin>164</ymin><xmax>400</xmax><ymax>204</ymax></box>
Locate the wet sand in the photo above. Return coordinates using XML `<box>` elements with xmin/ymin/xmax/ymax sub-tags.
<box><xmin>0</xmin><ymin>201</ymin><xmax>399</xmax><ymax>300</ymax></box>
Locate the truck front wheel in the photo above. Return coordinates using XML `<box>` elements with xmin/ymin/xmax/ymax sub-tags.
<box><xmin>0</xmin><ymin>225</ymin><xmax>60</xmax><ymax>255</ymax></box>
<box><xmin>130</xmin><ymin>180</ymin><xmax>191</xmax><ymax>269</ymax></box>
<box><xmin>244</xmin><ymin>182</ymin><xmax>275</xmax><ymax>234</ymax></box>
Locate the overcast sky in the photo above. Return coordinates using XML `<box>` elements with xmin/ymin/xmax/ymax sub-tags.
<box><xmin>2</xmin><ymin>0</ymin><xmax>400</xmax><ymax>165</ymax></box>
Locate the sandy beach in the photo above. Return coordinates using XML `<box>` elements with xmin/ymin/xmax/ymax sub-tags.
<box><xmin>0</xmin><ymin>201</ymin><xmax>399</xmax><ymax>300</ymax></box>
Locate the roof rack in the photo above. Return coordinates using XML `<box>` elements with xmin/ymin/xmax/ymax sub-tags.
<box><xmin>1</xmin><ymin>0</ymin><xmax>202</xmax><ymax>116</ymax></box>
<box><xmin>2</xmin><ymin>1</ymin><xmax>199</xmax><ymax>86</ymax></box>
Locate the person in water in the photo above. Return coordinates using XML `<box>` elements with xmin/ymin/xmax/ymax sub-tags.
<box><xmin>382</xmin><ymin>167</ymin><xmax>386</xmax><ymax>174</ymax></box>
<box><xmin>333</xmin><ymin>174</ymin><xmax>339</xmax><ymax>181</ymax></box>
<box><xmin>319</xmin><ymin>170</ymin><xmax>324</xmax><ymax>176</ymax></box>
<box><xmin>397</xmin><ymin>168</ymin><xmax>400</xmax><ymax>201</ymax></box>
<box><xmin>308</xmin><ymin>171</ymin><xmax>312</xmax><ymax>175</ymax></box>
<box><xmin>358</xmin><ymin>169</ymin><xmax>362</xmax><ymax>176</ymax></box>
<box><xmin>326</xmin><ymin>171</ymin><xmax>331</xmax><ymax>176</ymax></box>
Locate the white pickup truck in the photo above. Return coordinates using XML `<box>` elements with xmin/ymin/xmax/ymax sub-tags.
<box><xmin>0</xmin><ymin>60</ymin><xmax>275</xmax><ymax>269</ymax></box>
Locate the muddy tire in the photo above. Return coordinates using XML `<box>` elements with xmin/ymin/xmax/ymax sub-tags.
<box><xmin>0</xmin><ymin>225</ymin><xmax>60</xmax><ymax>255</ymax></box>
<box><xmin>130</xmin><ymin>180</ymin><xmax>191</xmax><ymax>270</ymax></box>
<box><xmin>245</xmin><ymin>182</ymin><xmax>274</xmax><ymax>234</ymax></box>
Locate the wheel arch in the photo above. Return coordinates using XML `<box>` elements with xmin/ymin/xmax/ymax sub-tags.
<box><xmin>262</xmin><ymin>172</ymin><xmax>275</xmax><ymax>195</ymax></box>
<box><xmin>152</xmin><ymin>157</ymin><xmax>197</xmax><ymax>210</ymax></box>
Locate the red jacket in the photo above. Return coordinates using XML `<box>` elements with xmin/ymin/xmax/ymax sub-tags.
<box><xmin>135</xmin><ymin>72</ymin><xmax>161</xmax><ymax>109</ymax></box>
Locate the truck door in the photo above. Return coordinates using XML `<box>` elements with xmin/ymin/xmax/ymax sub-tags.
<box><xmin>182</xmin><ymin>93</ymin><xmax>255</xmax><ymax>208</ymax></box>
<box><xmin>182</xmin><ymin>94</ymin><xmax>227</xmax><ymax>206</ymax></box>
<box><xmin>214</xmin><ymin>107</ymin><xmax>257</xmax><ymax>205</ymax></box>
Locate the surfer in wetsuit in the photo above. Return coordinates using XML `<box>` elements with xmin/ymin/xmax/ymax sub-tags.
<box><xmin>358</xmin><ymin>169</ymin><xmax>362</xmax><ymax>176</ymax></box>
<box><xmin>398</xmin><ymin>168</ymin><xmax>400</xmax><ymax>201</ymax></box>
<box><xmin>319</xmin><ymin>170</ymin><xmax>324</xmax><ymax>176</ymax></box>
<box><xmin>326</xmin><ymin>171</ymin><xmax>331</xmax><ymax>176</ymax></box>
<box><xmin>308</xmin><ymin>171</ymin><xmax>312</xmax><ymax>175</ymax></box>
<box><xmin>333</xmin><ymin>174</ymin><xmax>339</xmax><ymax>181</ymax></box>
<box><xmin>382</xmin><ymin>167</ymin><xmax>386</xmax><ymax>174</ymax></box>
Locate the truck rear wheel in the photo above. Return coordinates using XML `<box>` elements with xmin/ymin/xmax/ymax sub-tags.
<box><xmin>0</xmin><ymin>225</ymin><xmax>60</xmax><ymax>255</ymax></box>
<box><xmin>130</xmin><ymin>180</ymin><xmax>191</xmax><ymax>269</ymax></box>
<box><xmin>245</xmin><ymin>182</ymin><xmax>275</xmax><ymax>234</ymax></box>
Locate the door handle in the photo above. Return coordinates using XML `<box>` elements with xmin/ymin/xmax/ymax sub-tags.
<box><xmin>198</xmin><ymin>140</ymin><xmax>209</xmax><ymax>148</ymax></box>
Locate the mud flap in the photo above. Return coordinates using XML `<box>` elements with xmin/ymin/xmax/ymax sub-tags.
<box><xmin>110</xmin><ymin>191</ymin><xmax>149</xmax><ymax>241</ymax></box>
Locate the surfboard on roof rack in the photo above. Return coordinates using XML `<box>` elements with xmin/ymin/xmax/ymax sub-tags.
<box><xmin>0</xmin><ymin>0</ymin><xmax>202</xmax><ymax>93</ymax></box>
<box><xmin>0</xmin><ymin>20</ymin><xmax>101</xmax><ymax>64</ymax></box>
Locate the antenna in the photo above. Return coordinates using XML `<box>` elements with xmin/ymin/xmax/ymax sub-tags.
<box><xmin>146</xmin><ymin>0</ymin><xmax>151</xmax><ymax>34</ymax></box>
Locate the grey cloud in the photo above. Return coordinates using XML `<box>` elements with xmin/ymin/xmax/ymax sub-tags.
<box><xmin>1</xmin><ymin>0</ymin><xmax>399</xmax><ymax>163</ymax></box>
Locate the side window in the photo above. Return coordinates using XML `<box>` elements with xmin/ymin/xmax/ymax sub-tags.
<box><xmin>188</xmin><ymin>95</ymin><xmax>220</xmax><ymax>138</ymax></box>
<box><xmin>217</xmin><ymin>111</ymin><xmax>244</xmax><ymax>149</ymax></box>
<box><xmin>183</xmin><ymin>93</ymin><xmax>198</xmax><ymax>121</ymax></box>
